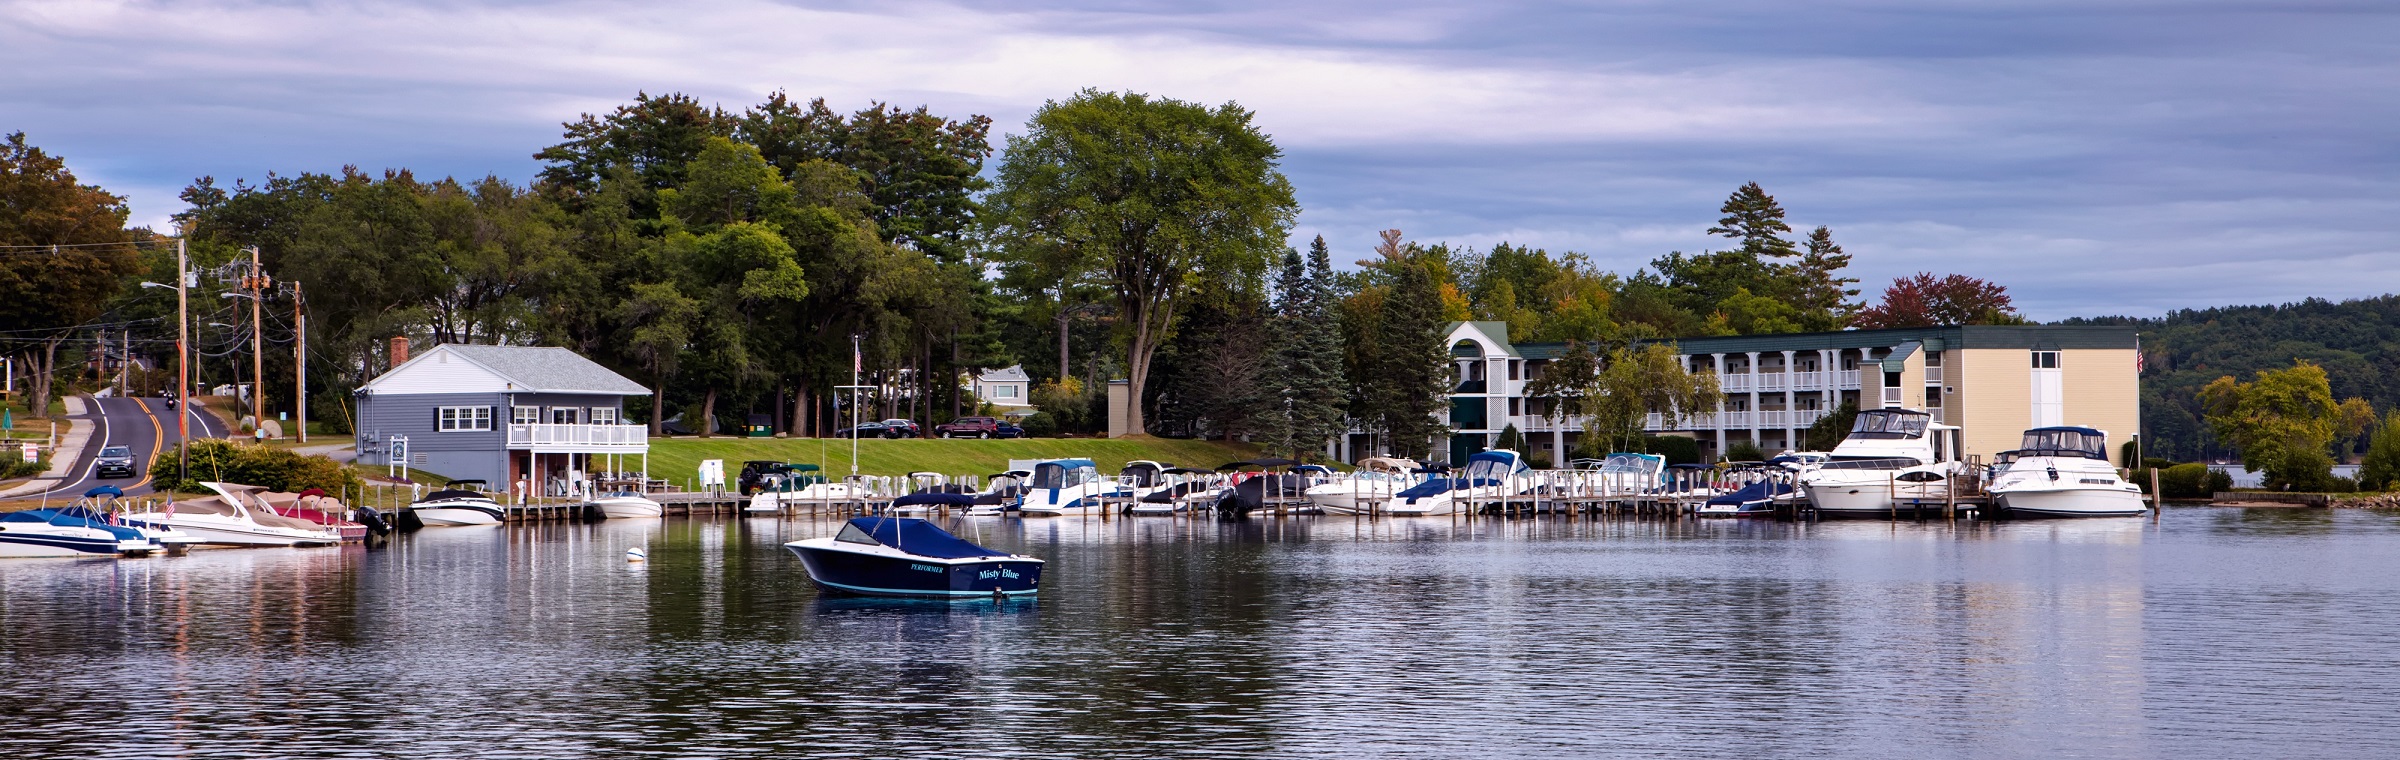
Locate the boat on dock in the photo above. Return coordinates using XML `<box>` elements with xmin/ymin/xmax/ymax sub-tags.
<box><xmin>1306</xmin><ymin>457</ymin><xmax>1418</xmax><ymax>515</ymax></box>
<box><xmin>589</xmin><ymin>491</ymin><xmax>665</xmax><ymax>519</ymax></box>
<box><xmin>1384</xmin><ymin>450</ymin><xmax>1530</xmax><ymax>516</ymax></box>
<box><xmin>1695</xmin><ymin>464</ymin><xmax>1796</xmax><ymax>518</ymax></box>
<box><xmin>1799</xmin><ymin>409</ymin><xmax>1967</xmax><ymax>518</ymax></box>
<box><xmin>966</xmin><ymin>470</ymin><xmax>1030</xmax><ymax>516</ymax></box>
<box><xmin>63</xmin><ymin>485</ymin><xmax>203</xmax><ymax>552</ymax></box>
<box><xmin>0</xmin><ymin>492</ymin><xmax>159</xmax><ymax>558</ymax></box>
<box><xmin>410</xmin><ymin>481</ymin><xmax>506</xmax><ymax>527</ymax></box>
<box><xmin>1987</xmin><ymin>427</ymin><xmax>2147</xmax><ymax>518</ymax></box>
<box><xmin>121</xmin><ymin>482</ymin><xmax>346</xmax><ymax>547</ymax></box>
<box><xmin>1017</xmin><ymin>459</ymin><xmax>1129</xmax><ymax>517</ymax></box>
<box><xmin>782</xmin><ymin>516</ymin><xmax>1045</xmax><ymax>598</ymax></box>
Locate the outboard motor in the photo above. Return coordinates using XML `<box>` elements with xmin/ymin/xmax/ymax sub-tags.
<box><xmin>353</xmin><ymin>505</ymin><xmax>393</xmax><ymax>535</ymax></box>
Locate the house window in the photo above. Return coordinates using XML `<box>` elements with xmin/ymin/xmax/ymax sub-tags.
<box><xmin>511</xmin><ymin>406</ymin><xmax>540</xmax><ymax>425</ymax></box>
<box><xmin>590</xmin><ymin>407</ymin><xmax>618</xmax><ymax>425</ymax></box>
<box><xmin>1508</xmin><ymin>360</ymin><xmax>1520</xmax><ymax>381</ymax></box>
<box><xmin>2031</xmin><ymin>351</ymin><xmax>2059</xmax><ymax>369</ymax></box>
<box><xmin>438</xmin><ymin>406</ymin><xmax>492</xmax><ymax>432</ymax></box>
<box><xmin>1509</xmin><ymin>398</ymin><xmax>1522</xmax><ymax>417</ymax></box>
<box><xmin>995</xmin><ymin>385</ymin><xmax>1018</xmax><ymax>399</ymax></box>
<box><xmin>550</xmin><ymin>407</ymin><xmax>581</xmax><ymax>425</ymax></box>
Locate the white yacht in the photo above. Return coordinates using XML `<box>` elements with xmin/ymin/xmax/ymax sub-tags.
<box><xmin>1799</xmin><ymin>409</ymin><xmax>1968</xmax><ymax>518</ymax></box>
<box><xmin>121</xmin><ymin>482</ymin><xmax>346</xmax><ymax>546</ymax></box>
<box><xmin>1306</xmin><ymin>457</ymin><xmax>1418</xmax><ymax>515</ymax></box>
<box><xmin>589</xmin><ymin>491</ymin><xmax>665</xmax><ymax>519</ymax></box>
<box><xmin>1016</xmin><ymin>459</ymin><xmax>1129</xmax><ymax>517</ymax></box>
<box><xmin>1987</xmin><ymin>427</ymin><xmax>2148</xmax><ymax>518</ymax></box>
<box><xmin>1384</xmin><ymin>450</ymin><xmax>1530</xmax><ymax>516</ymax></box>
<box><xmin>410</xmin><ymin>482</ymin><xmax>506</xmax><ymax>526</ymax></box>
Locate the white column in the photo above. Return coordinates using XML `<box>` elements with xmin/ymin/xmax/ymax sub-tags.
<box><xmin>1711</xmin><ymin>353</ymin><xmax>1727</xmax><ymax>458</ymax></box>
<box><xmin>1780</xmin><ymin>350</ymin><xmax>1797</xmax><ymax>449</ymax></box>
<box><xmin>1745</xmin><ymin>351</ymin><xmax>1760</xmax><ymax>448</ymax></box>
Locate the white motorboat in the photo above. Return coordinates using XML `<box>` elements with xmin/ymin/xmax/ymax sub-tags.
<box><xmin>1799</xmin><ymin>409</ymin><xmax>1968</xmax><ymax>517</ymax></box>
<box><xmin>1129</xmin><ymin>467</ymin><xmax>1219</xmax><ymax>515</ymax></box>
<box><xmin>965</xmin><ymin>470</ymin><xmax>1031</xmax><ymax>516</ymax></box>
<box><xmin>121</xmin><ymin>482</ymin><xmax>345</xmax><ymax>546</ymax></box>
<box><xmin>589</xmin><ymin>491</ymin><xmax>664</xmax><ymax>519</ymax></box>
<box><xmin>1017</xmin><ymin>459</ymin><xmax>1129</xmax><ymax>517</ymax></box>
<box><xmin>0</xmin><ymin>504</ymin><xmax>157</xmax><ymax>558</ymax></box>
<box><xmin>59</xmin><ymin>485</ymin><xmax>204</xmax><ymax>553</ymax></box>
<box><xmin>1384</xmin><ymin>450</ymin><xmax>1530</xmax><ymax>516</ymax></box>
<box><xmin>411</xmin><ymin>481</ymin><xmax>506</xmax><ymax>527</ymax></box>
<box><xmin>1306</xmin><ymin>457</ymin><xmax>1418</xmax><ymax>515</ymax></box>
<box><xmin>1988</xmin><ymin>427</ymin><xmax>2148</xmax><ymax>518</ymax></box>
<box><xmin>747</xmin><ymin>481</ymin><xmax>872</xmax><ymax>513</ymax></box>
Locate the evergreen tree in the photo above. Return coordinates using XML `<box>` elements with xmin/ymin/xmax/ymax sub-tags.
<box><xmin>1295</xmin><ymin>236</ymin><xmax>1350</xmax><ymax>455</ymax></box>
<box><xmin>1256</xmin><ymin>248</ymin><xmax>1308</xmax><ymax>455</ymax></box>
<box><xmin>1707</xmin><ymin>181</ymin><xmax>1799</xmax><ymax>260</ymax></box>
<box><xmin>1793</xmin><ymin>226</ymin><xmax>1860</xmax><ymax>330</ymax></box>
<box><xmin>1373</xmin><ymin>244</ymin><xmax>1453</xmax><ymax>460</ymax></box>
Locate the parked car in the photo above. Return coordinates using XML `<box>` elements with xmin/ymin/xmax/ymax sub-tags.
<box><xmin>934</xmin><ymin>416</ymin><xmax>1007</xmax><ymax>438</ymax></box>
<box><xmin>831</xmin><ymin>421</ymin><xmax>890</xmax><ymax>438</ymax></box>
<box><xmin>880</xmin><ymin>419</ymin><xmax>921</xmax><ymax>438</ymax></box>
<box><xmin>94</xmin><ymin>446</ymin><xmax>138</xmax><ymax>479</ymax></box>
<box><xmin>995</xmin><ymin>420</ymin><xmax>1025</xmax><ymax>438</ymax></box>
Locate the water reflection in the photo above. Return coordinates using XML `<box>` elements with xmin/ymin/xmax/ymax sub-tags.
<box><xmin>1</xmin><ymin>509</ymin><xmax>2398</xmax><ymax>757</ymax></box>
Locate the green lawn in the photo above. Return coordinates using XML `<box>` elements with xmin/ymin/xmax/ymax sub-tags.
<box><xmin>640</xmin><ymin>436</ymin><xmax>1265</xmax><ymax>484</ymax></box>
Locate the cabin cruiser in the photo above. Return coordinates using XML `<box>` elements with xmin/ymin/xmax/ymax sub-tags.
<box><xmin>589</xmin><ymin>491</ymin><xmax>665</xmax><ymax>519</ymax></box>
<box><xmin>1798</xmin><ymin>409</ymin><xmax>1967</xmax><ymax>518</ymax></box>
<box><xmin>1305</xmin><ymin>457</ymin><xmax>1418</xmax><ymax>515</ymax></box>
<box><xmin>783</xmin><ymin>516</ymin><xmax>1044</xmax><ymax>598</ymax></box>
<box><xmin>1987</xmin><ymin>427</ymin><xmax>2147</xmax><ymax>518</ymax></box>
<box><xmin>1384</xmin><ymin>450</ymin><xmax>1531</xmax><ymax>516</ymax></box>
<box><xmin>410</xmin><ymin>481</ymin><xmax>506</xmax><ymax>526</ymax></box>
<box><xmin>121</xmin><ymin>482</ymin><xmax>346</xmax><ymax>546</ymax></box>
<box><xmin>1016</xmin><ymin>459</ymin><xmax>1129</xmax><ymax>517</ymax></box>
<box><xmin>746</xmin><ymin>477</ymin><xmax>872</xmax><ymax>513</ymax></box>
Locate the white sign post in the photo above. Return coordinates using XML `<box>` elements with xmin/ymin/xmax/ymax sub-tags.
<box><xmin>699</xmin><ymin>459</ymin><xmax>726</xmax><ymax>492</ymax></box>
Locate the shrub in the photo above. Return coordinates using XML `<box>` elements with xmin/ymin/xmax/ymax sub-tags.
<box><xmin>2</xmin><ymin>452</ymin><xmax>47</xmax><ymax>480</ymax></box>
<box><xmin>2158</xmin><ymin>463</ymin><xmax>2214</xmax><ymax>499</ymax></box>
<box><xmin>1494</xmin><ymin>423</ymin><xmax>1525</xmax><ymax>453</ymax></box>
<box><xmin>1641</xmin><ymin>435</ymin><xmax>1705</xmax><ymax>466</ymax></box>
<box><xmin>1018</xmin><ymin>412</ymin><xmax>1059</xmax><ymax>438</ymax></box>
<box><xmin>1525</xmin><ymin>451</ymin><xmax>1553</xmax><ymax>470</ymax></box>
<box><xmin>150</xmin><ymin>439</ymin><xmax>361</xmax><ymax>494</ymax></box>
<box><xmin>1725</xmin><ymin>440</ymin><xmax>1767</xmax><ymax>463</ymax></box>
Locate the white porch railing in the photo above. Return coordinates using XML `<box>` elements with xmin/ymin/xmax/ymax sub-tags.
<box><xmin>1721</xmin><ymin>374</ymin><xmax>1752</xmax><ymax>392</ymax></box>
<box><xmin>1925</xmin><ymin>366</ymin><xmax>1945</xmax><ymax>384</ymax></box>
<box><xmin>1793</xmin><ymin>408</ymin><xmax>1827</xmax><ymax>427</ymax></box>
<box><xmin>1790</xmin><ymin>370</ymin><xmax>1824</xmax><ymax>390</ymax></box>
<box><xmin>1758</xmin><ymin>373</ymin><xmax>1787</xmax><ymax>392</ymax></box>
<box><xmin>1756</xmin><ymin>410</ymin><xmax>1788</xmax><ymax>428</ymax></box>
<box><xmin>1838</xmin><ymin>370</ymin><xmax>1862</xmax><ymax>389</ymax></box>
<box><xmin>508</xmin><ymin>423</ymin><xmax>650</xmax><ymax>451</ymax></box>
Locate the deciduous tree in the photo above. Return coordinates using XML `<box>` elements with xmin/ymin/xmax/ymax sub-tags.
<box><xmin>1853</xmin><ymin>272</ymin><xmax>2025</xmax><ymax>329</ymax></box>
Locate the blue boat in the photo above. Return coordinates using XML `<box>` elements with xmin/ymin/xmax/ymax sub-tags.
<box><xmin>1697</xmin><ymin>465</ymin><xmax>1795</xmax><ymax>518</ymax></box>
<box><xmin>783</xmin><ymin>517</ymin><xmax>1045</xmax><ymax>599</ymax></box>
<box><xmin>0</xmin><ymin>506</ymin><xmax>154</xmax><ymax>558</ymax></box>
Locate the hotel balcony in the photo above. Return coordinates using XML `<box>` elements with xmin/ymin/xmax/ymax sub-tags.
<box><xmin>507</xmin><ymin>423</ymin><xmax>651</xmax><ymax>453</ymax></box>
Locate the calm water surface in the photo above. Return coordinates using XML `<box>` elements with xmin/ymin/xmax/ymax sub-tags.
<box><xmin>4</xmin><ymin>508</ymin><xmax>2399</xmax><ymax>759</ymax></box>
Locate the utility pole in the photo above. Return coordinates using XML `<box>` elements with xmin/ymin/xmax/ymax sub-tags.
<box><xmin>118</xmin><ymin>328</ymin><xmax>129</xmax><ymax>397</ymax></box>
<box><xmin>294</xmin><ymin>280</ymin><xmax>307</xmax><ymax>443</ymax></box>
<box><xmin>247</xmin><ymin>246</ymin><xmax>265</xmax><ymax>437</ymax></box>
<box><xmin>177</xmin><ymin>238</ymin><xmax>189</xmax><ymax>485</ymax></box>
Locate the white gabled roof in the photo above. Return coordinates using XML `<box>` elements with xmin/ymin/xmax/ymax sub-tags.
<box><xmin>360</xmin><ymin>344</ymin><xmax>650</xmax><ymax>396</ymax></box>
<box><xmin>979</xmin><ymin>365</ymin><xmax>1031</xmax><ymax>383</ymax></box>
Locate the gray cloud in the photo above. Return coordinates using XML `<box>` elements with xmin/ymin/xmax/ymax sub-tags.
<box><xmin>3</xmin><ymin>0</ymin><xmax>2393</xmax><ymax>319</ymax></box>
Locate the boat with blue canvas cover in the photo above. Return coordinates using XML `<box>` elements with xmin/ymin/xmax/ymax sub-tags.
<box><xmin>1383</xmin><ymin>450</ymin><xmax>1529</xmax><ymax>516</ymax></box>
<box><xmin>1695</xmin><ymin>465</ymin><xmax>1796</xmax><ymax>518</ymax></box>
<box><xmin>783</xmin><ymin>517</ymin><xmax>1045</xmax><ymax>598</ymax></box>
<box><xmin>1016</xmin><ymin>459</ymin><xmax>1128</xmax><ymax>517</ymax></box>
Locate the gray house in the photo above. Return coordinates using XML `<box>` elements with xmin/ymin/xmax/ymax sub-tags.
<box><xmin>355</xmin><ymin>343</ymin><xmax>650</xmax><ymax>496</ymax></box>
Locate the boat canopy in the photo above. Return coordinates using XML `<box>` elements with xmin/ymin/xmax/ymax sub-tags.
<box><xmin>1356</xmin><ymin>457</ymin><xmax>1416</xmax><ymax>473</ymax></box>
<box><xmin>83</xmin><ymin>485</ymin><xmax>125</xmax><ymax>499</ymax></box>
<box><xmin>1216</xmin><ymin>458</ymin><xmax>1301</xmax><ymax>471</ymax></box>
<box><xmin>2014</xmin><ymin>427</ymin><xmax>2109</xmax><ymax>460</ymax></box>
<box><xmin>1030</xmin><ymin>459</ymin><xmax>1099</xmax><ymax>489</ymax></box>
<box><xmin>417</xmin><ymin>489</ymin><xmax>494</xmax><ymax>503</ymax></box>
<box><xmin>1459</xmin><ymin>450</ymin><xmax>1527</xmax><ymax>482</ymax></box>
<box><xmin>1162</xmin><ymin>466</ymin><xmax>1214</xmax><ymax>476</ymax></box>
<box><xmin>891</xmin><ymin>492</ymin><xmax>978</xmax><ymax>508</ymax></box>
<box><xmin>1847</xmin><ymin>409</ymin><xmax>1931</xmax><ymax>440</ymax></box>
<box><xmin>833</xmin><ymin>517</ymin><xmax>1007</xmax><ymax>559</ymax></box>
<box><xmin>1120</xmin><ymin>461</ymin><xmax>1168</xmax><ymax>487</ymax></box>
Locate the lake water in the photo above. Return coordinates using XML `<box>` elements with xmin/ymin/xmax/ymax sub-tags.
<box><xmin>5</xmin><ymin>508</ymin><xmax>2400</xmax><ymax>758</ymax></box>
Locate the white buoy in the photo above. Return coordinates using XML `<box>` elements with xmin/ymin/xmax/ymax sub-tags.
<box><xmin>625</xmin><ymin>546</ymin><xmax>647</xmax><ymax>562</ymax></box>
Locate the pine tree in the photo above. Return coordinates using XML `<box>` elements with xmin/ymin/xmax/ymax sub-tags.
<box><xmin>1794</xmin><ymin>225</ymin><xmax>1860</xmax><ymax>330</ymax></box>
<box><xmin>1257</xmin><ymin>248</ymin><xmax>1308</xmax><ymax>456</ymax></box>
<box><xmin>1374</xmin><ymin>246</ymin><xmax>1454</xmax><ymax>461</ymax></box>
<box><xmin>1706</xmin><ymin>182</ymin><xmax>1799</xmax><ymax>260</ymax></box>
<box><xmin>1294</xmin><ymin>236</ymin><xmax>1349</xmax><ymax>457</ymax></box>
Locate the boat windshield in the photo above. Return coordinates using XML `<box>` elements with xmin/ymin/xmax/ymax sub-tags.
<box><xmin>1030</xmin><ymin>463</ymin><xmax>1098</xmax><ymax>489</ymax></box>
<box><xmin>1848</xmin><ymin>410</ymin><xmax>1930</xmax><ymax>439</ymax></box>
<box><xmin>1816</xmin><ymin>456</ymin><xmax>1925</xmax><ymax>470</ymax></box>
<box><xmin>836</xmin><ymin>522</ymin><xmax>880</xmax><ymax>545</ymax></box>
<box><xmin>2016</xmin><ymin>428</ymin><xmax>2108</xmax><ymax>460</ymax></box>
<box><xmin>1462</xmin><ymin>455</ymin><xmax>1517</xmax><ymax>481</ymax></box>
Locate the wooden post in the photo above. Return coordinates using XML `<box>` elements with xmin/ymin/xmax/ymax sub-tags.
<box><xmin>2151</xmin><ymin>468</ymin><xmax>2162</xmax><ymax>522</ymax></box>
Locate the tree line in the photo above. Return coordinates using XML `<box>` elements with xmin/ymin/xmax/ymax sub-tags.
<box><xmin>5</xmin><ymin>89</ymin><xmax>2030</xmax><ymax>468</ymax></box>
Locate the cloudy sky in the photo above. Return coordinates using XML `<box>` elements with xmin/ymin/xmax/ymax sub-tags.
<box><xmin>6</xmin><ymin>0</ymin><xmax>2395</xmax><ymax>319</ymax></box>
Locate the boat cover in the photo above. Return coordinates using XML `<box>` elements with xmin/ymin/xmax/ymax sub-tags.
<box><xmin>845</xmin><ymin>517</ymin><xmax>1008</xmax><ymax>559</ymax></box>
<box><xmin>1705</xmin><ymin>479</ymin><xmax>1792</xmax><ymax>506</ymax></box>
<box><xmin>1396</xmin><ymin>478</ymin><xmax>1456</xmax><ymax>499</ymax></box>
<box><xmin>892</xmin><ymin>492</ymin><xmax>978</xmax><ymax>508</ymax></box>
<box><xmin>417</xmin><ymin>489</ymin><xmax>491</xmax><ymax>503</ymax></box>
<box><xmin>1</xmin><ymin>509</ymin><xmax>145</xmax><ymax>540</ymax></box>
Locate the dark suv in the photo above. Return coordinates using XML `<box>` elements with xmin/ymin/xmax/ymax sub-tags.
<box><xmin>935</xmin><ymin>416</ymin><xmax>1004</xmax><ymax>438</ymax></box>
<box><xmin>94</xmin><ymin>446</ymin><xmax>137</xmax><ymax>479</ymax></box>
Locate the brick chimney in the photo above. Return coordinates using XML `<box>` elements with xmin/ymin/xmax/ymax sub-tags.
<box><xmin>390</xmin><ymin>336</ymin><xmax>410</xmax><ymax>368</ymax></box>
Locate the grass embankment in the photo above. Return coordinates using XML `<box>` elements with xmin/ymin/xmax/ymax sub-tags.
<box><xmin>642</xmin><ymin>436</ymin><xmax>1264</xmax><ymax>484</ymax></box>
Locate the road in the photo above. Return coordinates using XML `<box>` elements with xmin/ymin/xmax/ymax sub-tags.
<box><xmin>9</xmin><ymin>395</ymin><xmax>231</xmax><ymax>503</ymax></box>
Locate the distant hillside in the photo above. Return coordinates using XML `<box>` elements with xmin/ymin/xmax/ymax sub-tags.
<box><xmin>2065</xmin><ymin>295</ymin><xmax>2400</xmax><ymax>462</ymax></box>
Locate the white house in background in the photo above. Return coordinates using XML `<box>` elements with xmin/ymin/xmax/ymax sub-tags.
<box><xmin>971</xmin><ymin>365</ymin><xmax>1036</xmax><ymax>416</ymax></box>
